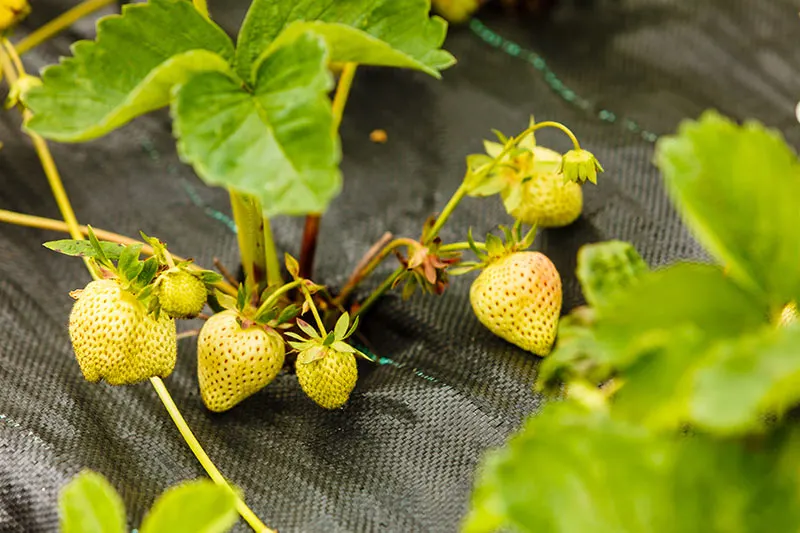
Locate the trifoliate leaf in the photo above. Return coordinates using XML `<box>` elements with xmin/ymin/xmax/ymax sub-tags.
<box><xmin>465</xmin><ymin>402</ymin><xmax>800</xmax><ymax>533</ymax></box>
<box><xmin>235</xmin><ymin>0</ymin><xmax>454</xmax><ymax>83</ymax></box>
<box><xmin>173</xmin><ymin>33</ymin><xmax>340</xmax><ymax>217</ymax></box>
<box><xmin>595</xmin><ymin>263</ymin><xmax>770</xmax><ymax>368</ymax></box>
<box><xmin>25</xmin><ymin>0</ymin><xmax>236</xmax><ymax>142</ymax></box>
<box><xmin>43</xmin><ymin>239</ymin><xmax>125</xmax><ymax>261</ymax></box>
<box><xmin>139</xmin><ymin>479</ymin><xmax>237</xmax><ymax>533</ymax></box>
<box><xmin>689</xmin><ymin>325</ymin><xmax>800</xmax><ymax>434</ymax></box>
<box><xmin>655</xmin><ymin>110</ymin><xmax>800</xmax><ymax>308</ymax></box>
<box><xmin>59</xmin><ymin>471</ymin><xmax>126</xmax><ymax>533</ymax></box>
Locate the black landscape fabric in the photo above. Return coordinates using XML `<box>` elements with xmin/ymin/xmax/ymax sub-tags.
<box><xmin>2</xmin><ymin>0</ymin><xmax>800</xmax><ymax>531</ymax></box>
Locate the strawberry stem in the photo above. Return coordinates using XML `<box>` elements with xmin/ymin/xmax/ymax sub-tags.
<box><xmin>353</xmin><ymin>266</ymin><xmax>405</xmax><ymax>319</ymax></box>
<box><xmin>439</xmin><ymin>241</ymin><xmax>487</xmax><ymax>253</ymax></box>
<box><xmin>298</xmin><ymin>62</ymin><xmax>358</xmax><ymax>280</ymax></box>
<box><xmin>1</xmin><ymin>39</ymin><xmax>100</xmax><ymax>280</ymax></box>
<box><xmin>230</xmin><ymin>190</ymin><xmax>267</xmax><ymax>288</ymax></box>
<box><xmin>254</xmin><ymin>279</ymin><xmax>304</xmax><ymax>316</ymax></box>
<box><xmin>334</xmin><ymin>237</ymin><xmax>420</xmax><ymax>306</ymax></box>
<box><xmin>302</xmin><ymin>285</ymin><xmax>327</xmax><ymax>336</ymax></box>
<box><xmin>14</xmin><ymin>0</ymin><xmax>116</xmax><ymax>56</ymax></box>
<box><xmin>262</xmin><ymin>216</ymin><xmax>283</xmax><ymax>287</ymax></box>
<box><xmin>150</xmin><ymin>378</ymin><xmax>275</xmax><ymax>533</ymax></box>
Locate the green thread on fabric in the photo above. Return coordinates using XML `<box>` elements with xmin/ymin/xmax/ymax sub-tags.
<box><xmin>469</xmin><ymin>18</ymin><xmax>659</xmax><ymax>144</ymax></box>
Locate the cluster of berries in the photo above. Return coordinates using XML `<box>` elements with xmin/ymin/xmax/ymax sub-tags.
<box><xmin>56</xmin><ymin>231</ymin><xmax>362</xmax><ymax>412</ymax></box>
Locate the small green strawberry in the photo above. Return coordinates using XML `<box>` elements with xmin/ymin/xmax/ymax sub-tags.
<box><xmin>287</xmin><ymin>314</ymin><xmax>364</xmax><ymax>410</ymax></box>
<box><xmin>500</xmin><ymin>146</ymin><xmax>583</xmax><ymax>228</ymax></box>
<box><xmin>456</xmin><ymin>223</ymin><xmax>562</xmax><ymax>356</ymax></box>
<box><xmin>197</xmin><ymin>310</ymin><xmax>286</xmax><ymax>412</ymax></box>
<box><xmin>69</xmin><ymin>279</ymin><xmax>177</xmax><ymax>385</ymax></box>
<box><xmin>466</xmin><ymin>117</ymin><xmax>601</xmax><ymax>228</ymax></box>
<box><xmin>157</xmin><ymin>267</ymin><xmax>208</xmax><ymax>319</ymax></box>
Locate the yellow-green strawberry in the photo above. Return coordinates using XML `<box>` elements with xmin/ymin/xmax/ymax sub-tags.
<box><xmin>287</xmin><ymin>314</ymin><xmax>363</xmax><ymax>410</ymax></box>
<box><xmin>197</xmin><ymin>310</ymin><xmax>285</xmax><ymax>412</ymax></box>
<box><xmin>157</xmin><ymin>268</ymin><xmax>207</xmax><ymax>319</ymax></box>
<box><xmin>470</xmin><ymin>252</ymin><xmax>562</xmax><ymax>355</ymax></box>
<box><xmin>470</xmin><ymin>118</ymin><xmax>601</xmax><ymax>229</ymax></box>
<box><xmin>296</xmin><ymin>349</ymin><xmax>358</xmax><ymax>410</ymax></box>
<box><xmin>68</xmin><ymin>279</ymin><xmax>177</xmax><ymax>385</ymax></box>
<box><xmin>502</xmin><ymin>155</ymin><xmax>584</xmax><ymax>228</ymax></box>
<box><xmin>461</xmin><ymin>224</ymin><xmax>562</xmax><ymax>356</ymax></box>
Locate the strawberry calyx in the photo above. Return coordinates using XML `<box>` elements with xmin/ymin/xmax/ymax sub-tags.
<box><xmin>43</xmin><ymin>227</ymin><xmax>222</xmax><ymax>320</ymax></box>
<box><xmin>285</xmin><ymin>312</ymin><xmax>368</xmax><ymax>365</ymax></box>
<box><xmin>450</xmin><ymin>220</ymin><xmax>537</xmax><ymax>275</ymax></box>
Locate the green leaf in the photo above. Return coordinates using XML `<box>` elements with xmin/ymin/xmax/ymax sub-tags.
<box><xmin>465</xmin><ymin>403</ymin><xmax>800</xmax><ymax>533</ymax></box>
<box><xmin>43</xmin><ymin>239</ymin><xmax>125</xmax><ymax>261</ymax></box>
<box><xmin>576</xmin><ymin>241</ymin><xmax>649</xmax><ymax>309</ymax></box>
<box><xmin>277</xmin><ymin>304</ymin><xmax>301</xmax><ymax>325</ymax></box>
<box><xmin>536</xmin><ymin>309</ymin><xmax>611</xmax><ymax>395</ymax></box>
<box><xmin>199</xmin><ymin>271</ymin><xmax>224</xmax><ymax>285</ymax></box>
<box><xmin>235</xmin><ymin>0</ymin><xmax>454</xmax><ymax>83</ymax></box>
<box><xmin>25</xmin><ymin>0</ymin><xmax>236</xmax><ymax>142</ymax></box>
<box><xmin>655</xmin><ymin>111</ymin><xmax>800</xmax><ymax>307</ymax></box>
<box><xmin>690</xmin><ymin>325</ymin><xmax>800</xmax><ymax>434</ymax></box>
<box><xmin>333</xmin><ymin>312</ymin><xmax>350</xmax><ymax>340</ymax></box>
<box><xmin>118</xmin><ymin>244</ymin><xmax>143</xmax><ymax>278</ymax></box>
<box><xmin>595</xmin><ymin>263</ymin><xmax>770</xmax><ymax>368</ymax></box>
<box><xmin>137</xmin><ymin>257</ymin><xmax>160</xmax><ymax>287</ymax></box>
<box><xmin>59</xmin><ymin>470</ymin><xmax>126</xmax><ymax>533</ymax></box>
<box><xmin>464</xmin><ymin>403</ymin><xmax>673</xmax><ymax>533</ymax></box>
<box><xmin>254</xmin><ymin>307</ymin><xmax>278</xmax><ymax>325</ymax></box>
<box><xmin>173</xmin><ymin>33</ymin><xmax>341</xmax><ymax>217</ymax></box>
<box><xmin>139</xmin><ymin>479</ymin><xmax>237</xmax><ymax>533</ymax></box>
<box><xmin>236</xmin><ymin>283</ymin><xmax>247</xmax><ymax>312</ymax></box>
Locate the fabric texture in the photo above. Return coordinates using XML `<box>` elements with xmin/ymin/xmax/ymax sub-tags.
<box><xmin>2</xmin><ymin>0</ymin><xmax>800</xmax><ymax>531</ymax></box>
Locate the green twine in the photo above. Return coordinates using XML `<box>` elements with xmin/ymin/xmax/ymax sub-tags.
<box><xmin>469</xmin><ymin>18</ymin><xmax>659</xmax><ymax>144</ymax></box>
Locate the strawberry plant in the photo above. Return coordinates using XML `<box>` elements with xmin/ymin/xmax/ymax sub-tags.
<box><xmin>1</xmin><ymin>0</ymin><xmax>603</xmax><ymax>530</ymax></box>
<box><xmin>464</xmin><ymin>111</ymin><xmax>800</xmax><ymax>532</ymax></box>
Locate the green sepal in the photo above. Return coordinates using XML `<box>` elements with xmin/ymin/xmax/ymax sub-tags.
<box><xmin>296</xmin><ymin>319</ymin><xmax>320</xmax><ymax>339</ymax></box>
<box><xmin>43</xmin><ymin>239</ymin><xmax>126</xmax><ymax>262</ymax></box>
<box><xmin>277</xmin><ymin>304</ymin><xmax>301</xmax><ymax>325</ymax></box>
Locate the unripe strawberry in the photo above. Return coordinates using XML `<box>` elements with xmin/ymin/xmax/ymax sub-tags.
<box><xmin>295</xmin><ymin>348</ymin><xmax>358</xmax><ymax>410</ymax></box>
<box><xmin>503</xmin><ymin>171</ymin><xmax>583</xmax><ymax>228</ymax></box>
<box><xmin>68</xmin><ymin>280</ymin><xmax>177</xmax><ymax>385</ymax></box>
<box><xmin>197</xmin><ymin>310</ymin><xmax>285</xmax><ymax>412</ymax></box>
<box><xmin>470</xmin><ymin>251</ymin><xmax>562</xmax><ymax>356</ymax></box>
<box><xmin>158</xmin><ymin>268</ymin><xmax>207</xmax><ymax>319</ymax></box>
